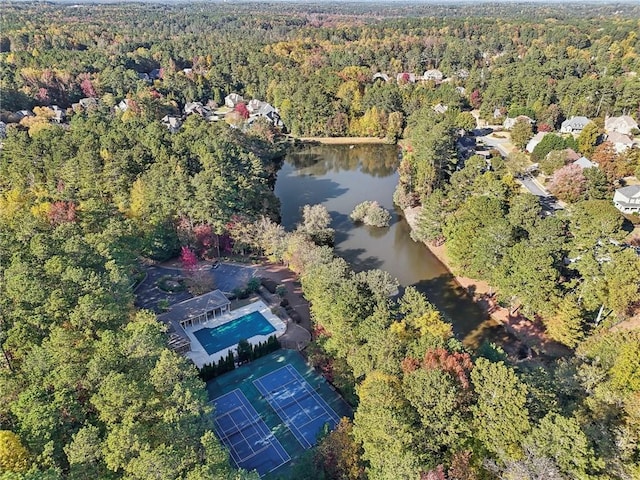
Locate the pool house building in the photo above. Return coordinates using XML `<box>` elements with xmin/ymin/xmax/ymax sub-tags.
<box><xmin>158</xmin><ymin>289</ymin><xmax>231</xmax><ymax>330</ymax></box>
<box><xmin>158</xmin><ymin>289</ymin><xmax>231</xmax><ymax>353</ymax></box>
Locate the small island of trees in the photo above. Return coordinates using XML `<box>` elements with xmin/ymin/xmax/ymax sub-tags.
<box><xmin>350</xmin><ymin>201</ymin><xmax>392</xmax><ymax>227</ymax></box>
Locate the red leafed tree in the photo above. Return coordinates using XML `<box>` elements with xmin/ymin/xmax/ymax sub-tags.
<box><xmin>401</xmin><ymin>357</ymin><xmax>420</xmax><ymax>374</ymax></box>
<box><xmin>234</xmin><ymin>102</ymin><xmax>250</xmax><ymax>119</ymax></box>
<box><xmin>547</xmin><ymin>164</ymin><xmax>587</xmax><ymax>203</ymax></box>
<box><xmin>48</xmin><ymin>201</ymin><xmax>76</xmax><ymax>225</ymax></box>
<box><xmin>193</xmin><ymin>223</ymin><xmax>214</xmax><ymax>256</ymax></box>
<box><xmin>421</xmin><ymin>465</ymin><xmax>447</xmax><ymax>480</ymax></box>
<box><xmin>469</xmin><ymin>89</ymin><xmax>482</xmax><ymax>109</ymax></box>
<box><xmin>36</xmin><ymin>87</ymin><xmax>50</xmax><ymax>102</ymax></box>
<box><xmin>422</xmin><ymin>348</ymin><xmax>473</xmax><ymax>389</ymax></box>
<box><xmin>537</xmin><ymin>122</ymin><xmax>552</xmax><ymax>132</ymax></box>
<box><xmin>78</xmin><ymin>73</ymin><xmax>97</xmax><ymax>97</ymax></box>
<box><xmin>180</xmin><ymin>246</ymin><xmax>198</xmax><ymax>274</ymax></box>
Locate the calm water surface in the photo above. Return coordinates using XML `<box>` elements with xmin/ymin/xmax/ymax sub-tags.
<box><xmin>275</xmin><ymin>144</ymin><xmax>503</xmax><ymax>346</ymax></box>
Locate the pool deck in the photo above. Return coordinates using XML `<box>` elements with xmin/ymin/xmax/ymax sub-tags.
<box><xmin>185</xmin><ymin>300</ymin><xmax>287</xmax><ymax>368</ymax></box>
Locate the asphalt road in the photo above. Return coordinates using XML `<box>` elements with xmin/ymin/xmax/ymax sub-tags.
<box><xmin>520</xmin><ymin>175</ymin><xmax>549</xmax><ymax>197</ymax></box>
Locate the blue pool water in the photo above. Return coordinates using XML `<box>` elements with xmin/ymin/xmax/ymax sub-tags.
<box><xmin>193</xmin><ymin>311</ymin><xmax>276</xmax><ymax>355</ymax></box>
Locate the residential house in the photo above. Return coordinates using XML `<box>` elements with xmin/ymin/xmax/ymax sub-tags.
<box><xmin>560</xmin><ymin>116</ymin><xmax>590</xmax><ymax>134</ymax></box>
<box><xmin>423</xmin><ymin>69</ymin><xmax>444</xmax><ymax>82</ymax></box>
<box><xmin>184</xmin><ymin>101</ymin><xmax>210</xmax><ymax>117</ymax></box>
<box><xmin>456</xmin><ymin>136</ymin><xmax>476</xmax><ymax>160</ymax></box>
<box><xmin>456</xmin><ymin>69</ymin><xmax>469</xmax><ymax>79</ymax></box>
<box><xmin>613</xmin><ymin>185</ymin><xmax>640</xmax><ymax>214</ymax></box>
<box><xmin>372</xmin><ymin>72</ymin><xmax>390</xmax><ymax>82</ymax></box>
<box><xmin>78</xmin><ymin>97</ymin><xmax>99</xmax><ymax>109</ymax></box>
<box><xmin>606</xmin><ymin>131</ymin><xmax>635</xmax><ymax>154</ymax></box>
<box><xmin>115</xmin><ymin>99</ymin><xmax>132</xmax><ymax>112</ymax></box>
<box><xmin>247</xmin><ymin>99</ymin><xmax>265</xmax><ymax>114</ymax></box>
<box><xmin>573</xmin><ymin>156</ymin><xmax>599</xmax><ymax>169</ymax></box>
<box><xmin>396</xmin><ymin>72</ymin><xmax>416</xmax><ymax>83</ymax></box>
<box><xmin>224</xmin><ymin>93</ymin><xmax>244</xmax><ymax>109</ymax></box>
<box><xmin>526</xmin><ymin>132</ymin><xmax>549</xmax><ymax>153</ymax></box>
<box><xmin>50</xmin><ymin>105</ymin><xmax>66</xmax><ymax>123</ymax></box>
<box><xmin>605</xmin><ymin>115</ymin><xmax>638</xmax><ymax>136</ymax></box>
<box><xmin>161</xmin><ymin>115</ymin><xmax>183</xmax><ymax>134</ymax></box>
<box><xmin>15</xmin><ymin>110</ymin><xmax>34</xmax><ymax>120</ymax></box>
<box><xmin>252</xmin><ymin>102</ymin><xmax>284</xmax><ymax>128</ymax></box>
<box><xmin>456</xmin><ymin>86</ymin><xmax>466</xmax><ymax>95</ymax></box>
<box><xmin>503</xmin><ymin>115</ymin><xmax>534</xmax><ymax>130</ymax></box>
<box><xmin>432</xmin><ymin>103</ymin><xmax>448</xmax><ymax>114</ymax></box>
<box><xmin>0</xmin><ymin>121</ymin><xmax>6</xmax><ymax>139</ymax></box>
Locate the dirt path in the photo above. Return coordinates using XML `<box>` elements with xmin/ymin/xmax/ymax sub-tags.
<box><xmin>257</xmin><ymin>263</ymin><xmax>312</xmax><ymax>334</ymax></box>
<box><xmin>404</xmin><ymin>206</ymin><xmax>570</xmax><ymax>359</ymax></box>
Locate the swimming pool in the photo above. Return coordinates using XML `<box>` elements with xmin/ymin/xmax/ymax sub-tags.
<box><xmin>193</xmin><ymin>311</ymin><xmax>276</xmax><ymax>355</ymax></box>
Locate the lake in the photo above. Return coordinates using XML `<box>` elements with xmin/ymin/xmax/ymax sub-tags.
<box><xmin>275</xmin><ymin>143</ymin><xmax>503</xmax><ymax>346</ymax></box>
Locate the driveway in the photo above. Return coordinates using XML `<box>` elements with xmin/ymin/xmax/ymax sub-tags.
<box><xmin>518</xmin><ymin>175</ymin><xmax>564</xmax><ymax>212</ymax></box>
<box><xmin>473</xmin><ymin>129</ymin><xmax>514</xmax><ymax>157</ymax></box>
<box><xmin>520</xmin><ymin>175</ymin><xmax>549</xmax><ymax>197</ymax></box>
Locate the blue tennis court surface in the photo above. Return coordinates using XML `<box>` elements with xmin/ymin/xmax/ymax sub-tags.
<box><xmin>194</xmin><ymin>311</ymin><xmax>276</xmax><ymax>355</ymax></box>
<box><xmin>254</xmin><ymin>365</ymin><xmax>341</xmax><ymax>449</ymax></box>
<box><xmin>212</xmin><ymin>389</ymin><xmax>290</xmax><ymax>476</ymax></box>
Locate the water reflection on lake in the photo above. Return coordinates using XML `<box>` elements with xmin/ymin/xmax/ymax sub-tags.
<box><xmin>276</xmin><ymin>143</ymin><xmax>502</xmax><ymax>346</ymax></box>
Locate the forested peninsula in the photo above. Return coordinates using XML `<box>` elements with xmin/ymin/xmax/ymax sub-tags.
<box><xmin>1</xmin><ymin>2</ymin><xmax>640</xmax><ymax>480</ymax></box>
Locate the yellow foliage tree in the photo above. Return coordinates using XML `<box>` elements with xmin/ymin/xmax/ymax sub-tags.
<box><xmin>0</xmin><ymin>430</ymin><xmax>30</xmax><ymax>472</ymax></box>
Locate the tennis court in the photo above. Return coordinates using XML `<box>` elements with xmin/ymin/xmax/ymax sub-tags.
<box><xmin>212</xmin><ymin>389</ymin><xmax>290</xmax><ymax>476</ymax></box>
<box><xmin>253</xmin><ymin>364</ymin><xmax>341</xmax><ymax>449</ymax></box>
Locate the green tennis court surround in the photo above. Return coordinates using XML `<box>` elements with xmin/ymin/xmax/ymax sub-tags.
<box><xmin>207</xmin><ymin>350</ymin><xmax>353</xmax><ymax>479</ymax></box>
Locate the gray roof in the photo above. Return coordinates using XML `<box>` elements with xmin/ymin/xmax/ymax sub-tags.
<box><xmin>573</xmin><ymin>156</ymin><xmax>598</xmax><ymax>169</ymax></box>
<box><xmin>158</xmin><ymin>289</ymin><xmax>230</xmax><ymax>325</ymax></box>
<box><xmin>616</xmin><ymin>185</ymin><xmax>640</xmax><ymax>200</ymax></box>
<box><xmin>561</xmin><ymin>116</ymin><xmax>590</xmax><ymax>130</ymax></box>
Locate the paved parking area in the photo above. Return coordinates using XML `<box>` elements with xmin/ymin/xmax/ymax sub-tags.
<box><xmin>134</xmin><ymin>262</ymin><xmax>257</xmax><ymax>313</ymax></box>
<box><xmin>212</xmin><ymin>263</ymin><xmax>257</xmax><ymax>294</ymax></box>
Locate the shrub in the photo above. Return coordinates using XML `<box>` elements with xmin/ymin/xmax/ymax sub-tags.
<box><xmin>261</xmin><ymin>277</ymin><xmax>278</xmax><ymax>294</ymax></box>
<box><xmin>246</xmin><ymin>277</ymin><xmax>261</xmax><ymax>293</ymax></box>
<box><xmin>289</xmin><ymin>310</ymin><xmax>301</xmax><ymax>323</ymax></box>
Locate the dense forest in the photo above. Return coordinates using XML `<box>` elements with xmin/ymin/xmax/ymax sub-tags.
<box><xmin>1</xmin><ymin>2</ymin><xmax>640</xmax><ymax>480</ymax></box>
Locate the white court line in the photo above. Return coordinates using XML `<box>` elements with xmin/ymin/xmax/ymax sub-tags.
<box><xmin>254</xmin><ymin>365</ymin><xmax>341</xmax><ymax>449</ymax></box>
<box><xmin>212</xmin><ymin>389</ymin><xmax>290</xmax><ymax>472</ymax></box>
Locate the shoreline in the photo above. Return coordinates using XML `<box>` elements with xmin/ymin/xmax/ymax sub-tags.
<box><xmin>296</xmin><ymin>136</ymin><xmax>390</xmax><ymax>145</ymax></box>
<box><xmin>402</xmin><ymin>206</ymin><xmax>570</xmax><ymax>359</ymax></box>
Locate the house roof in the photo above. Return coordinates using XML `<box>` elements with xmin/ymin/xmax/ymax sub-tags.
<box><xmin>607</xmin><ymin>131</ymin><xmax>633</xmax><ymax>146</ymax></box>
<box><xmin>157</xmin><ymin>289</ymin><xmax>230</xmax><ymax>326</ymax></box>
<box><xmin>573</xmin><ymin>156</ymin><xmax>598</xmax><ymax>169</ymax></box>
<box><xmin>564</xmin><ymin>148</ymin><xmax>581</xmax><ymax>162</ymax></box>
<box><xmin>424</xmin><ymin>69</ymin><xmax>444</xmax><ymax>80</ymax></box>
<box><xmin>615</xmin><ymin>185</ymin><xmax>640</xmax><ymax>200</ymax></box>
<box><xmin>561</xmin><ymin>116</ymin><xmax>590</xmax><ymax>130</ymax></box>
<box><xmin>432</xmin><ymin>103</ymin><xmax>448</xmax><ymax>114</ymax></box>
<box><xmin>605</xmin><ymin>115</ymin><xmax>638</xmax><ymax>133</ymax></box>
<box><xmin>372</xmin><ymin>72</ymin><xmax>390</xmax><ymax>82</ymax></box>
